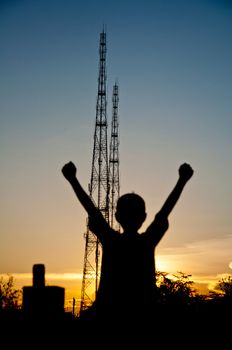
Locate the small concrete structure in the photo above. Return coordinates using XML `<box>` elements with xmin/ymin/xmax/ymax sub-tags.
<box><xmin>22</xmin><ymin>264</ymin><xmax>65</xmax><ymax>318</ymax></box>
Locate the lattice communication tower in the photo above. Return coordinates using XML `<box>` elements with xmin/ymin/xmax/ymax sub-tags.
<box><xmin>80</xmin><ymin>31</ymin><xmax>120</xmax><ymax>313</ymax></box>
<box><xmin>109</xmin><ymin>83</ymin><xmax>120</xmax><ymax>230</ymax></box>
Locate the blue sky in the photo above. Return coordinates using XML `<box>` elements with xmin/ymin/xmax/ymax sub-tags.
<box><xmin>1</xmin><ymin>0</ymin><xmax>232</xmax><ymax>299</ymax></box>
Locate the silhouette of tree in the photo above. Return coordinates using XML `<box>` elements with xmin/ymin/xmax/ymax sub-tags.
<box><xmin>0</xmin><ymin>275</ymin><xmax>21</xmax><ymax>310</ymax></box>
<box><xmin>208</xmin><ymin>275</ymin><xmax>232</xmax><ymax>316</ymax></box>
<box><xmin>156</xmin><ymin>271</ymin><xmax>195</xmax><ymax>306</ymax></box>
<box><xmin>215</xmin><ymin>275</ymin><xmax>232</xmax><ymax>298</ymax></box>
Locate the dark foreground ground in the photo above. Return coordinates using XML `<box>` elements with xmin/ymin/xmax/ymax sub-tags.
<box><xmin>0</xmin><ymin>304</ymin><xmax>230</xmax><ymax>348</ymax></box>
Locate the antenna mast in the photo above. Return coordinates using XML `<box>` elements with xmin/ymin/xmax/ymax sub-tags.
<box><xmin>109</xmin><ymin>83</ymin><xmax>120</xmax><ymax>230</ymax></box>
<box><xmin>80</xmin><ymin>30</ymin><xmax>109</xmax><ymax>313</ymax></box>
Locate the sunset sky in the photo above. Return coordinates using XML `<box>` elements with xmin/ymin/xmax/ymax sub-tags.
<box><xmin>1</xmin><ymin>0</ymin><xmax>232</xmax><ymax>310</ymax></box>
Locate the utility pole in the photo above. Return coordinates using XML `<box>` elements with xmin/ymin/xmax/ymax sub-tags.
<box><xmin>80</xmin><ymin>30</ymin><xmax>109</xmax><ymax>313</ymax></box>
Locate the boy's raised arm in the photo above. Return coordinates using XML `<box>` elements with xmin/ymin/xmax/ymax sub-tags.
<box><xmin>157</xmin><ymin>163</ymin><xmax>194</xmax><ymax>219</ymax></box>
<box><xmin>61</xmin><ymin>161</ymin><xmax>98</xmax><ymax>217</ymax></box>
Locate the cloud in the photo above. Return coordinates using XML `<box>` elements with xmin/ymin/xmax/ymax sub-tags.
<box><xmin>0</xmin><ymin>272</ymin><xmax>83</xmax><ymax>284</ymax></box>
<box><xmin>157</xmin><ymin>234</ymin><xmax>232</xmax><ymax>276</ymax></box>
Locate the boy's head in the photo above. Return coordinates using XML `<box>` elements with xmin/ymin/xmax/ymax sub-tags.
<box><xmin>115</xmin><ymin>193</ymin><xmax>147</xmax><ymax>232</ymax></box>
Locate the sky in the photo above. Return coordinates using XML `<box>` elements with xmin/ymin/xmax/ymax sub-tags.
<box><xmin>1</xmin><ymin>0</ymin><xmax>232</xmax><ymax>310</ymax></box>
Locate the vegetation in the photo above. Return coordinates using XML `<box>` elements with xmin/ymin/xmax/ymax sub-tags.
<box><xmin>0</xmin><ymin>272</ymin><xmax>231</xmax><ymax>312</ymax></box>
<box><xmin>214</xmin><ymin>275</ymin><xmax>232</xmax><ymax>298</ymax></box>
<box><xmin>0</xmin><ymin>275</ymin><xmax>21</xmax><ymax>310</ymax></box>
<box><xmin>156</xmin><ymin>271</ymin><xmax>196</xmax><ymax>304</ymax></box>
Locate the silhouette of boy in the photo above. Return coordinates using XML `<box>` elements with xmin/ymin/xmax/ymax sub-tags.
<box><xmin>62</xmin><ymin>161</ymin><xmax>193</xmax><ymax>322</ymax></box>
